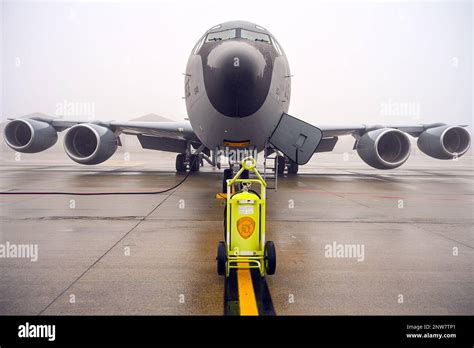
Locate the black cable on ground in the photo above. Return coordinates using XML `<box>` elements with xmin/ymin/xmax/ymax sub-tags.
<box><xmin>0</xmin><ymin>158</ymin><xmax>197</xmax><ymax>196</ymax></box>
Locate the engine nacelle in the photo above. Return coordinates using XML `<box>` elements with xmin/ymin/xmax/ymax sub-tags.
<box><xmin>3</xmin><ymin>119</ymin><xmax>58</xmax><ymax>153</ymax></box>
<box><xmin>357</xmin><ymin>128</ymin><xmax>411</xmax><ymax>169</ymax></box>
<box><xmin>417</xmin><ymin>125</ymin><xmax>471</xmax><ymax>159</ymax></box>
<box><xmin>64</xmin><ymin>124</ymin><xmax>118</xmax><ymax>165</ymax></box>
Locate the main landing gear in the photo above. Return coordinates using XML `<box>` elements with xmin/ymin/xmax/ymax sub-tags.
<box><xmin>175</xmin><ymin>153</ymin><xmax>200</xmax><ymax>172</ymax></box>
<box><xmin>275</xmin><ymin>155</ymin><xmax>299</xmax><ymax>175</ymax></box>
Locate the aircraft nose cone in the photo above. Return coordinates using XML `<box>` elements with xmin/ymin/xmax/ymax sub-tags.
<box><xmin>202</xmin><ymin>41</ymin><xmax>273</xmax><ymax>118</ymax></box>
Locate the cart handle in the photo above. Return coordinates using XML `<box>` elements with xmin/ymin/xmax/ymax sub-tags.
<box><xmin>228</xmin><ymin>157</ymin><xmax>267</xmax><ymax>187</ymax></box>
<box><xmin>242</xmin><ymin>157</ymin><xmax>257</xmax><ymax>170</ymax></box>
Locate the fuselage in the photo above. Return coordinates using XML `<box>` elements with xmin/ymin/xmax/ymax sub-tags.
<box><xmin>185</xmin><ymin>21</ymin><xmax>291</xmax><ymax>152</ymax></box>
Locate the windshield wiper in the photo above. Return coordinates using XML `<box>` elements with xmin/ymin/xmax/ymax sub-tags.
<box><xmin>208</xmin><ymin>37</ymin><xmax>222</xmax><ymax>41</ymax></box>
<box><xmin>255</xmin><ymin>38</ymin><xmax>269</xmax><ymax>43</ymax></box>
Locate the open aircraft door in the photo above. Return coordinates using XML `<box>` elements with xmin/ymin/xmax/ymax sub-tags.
<box><xmin>268</xmin><ymin>113</ymin><xmax>323</xmax><ymax>165</ymax></box>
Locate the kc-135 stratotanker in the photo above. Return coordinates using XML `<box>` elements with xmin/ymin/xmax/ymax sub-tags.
<box><xmin>4</xmin><ymin>20</ymin><xmax>471</xmax><ymax>191</ymax></box>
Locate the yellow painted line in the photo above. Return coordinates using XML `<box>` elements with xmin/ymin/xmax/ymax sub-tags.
<box><xmin>237</xmin><ymin>263</ymin><xmax>258</xmax><ymax>316</ymax></box>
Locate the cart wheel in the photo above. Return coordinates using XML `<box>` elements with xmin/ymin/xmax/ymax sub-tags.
<box><xmin>264</xmin><ymin>241</ymin><xmax>276</xmax><ymax>275</ymax></box>
<box><xmin>217</xmin><ymin>241</ymin><xmax>227</xmax><ymax>276</ymax></box>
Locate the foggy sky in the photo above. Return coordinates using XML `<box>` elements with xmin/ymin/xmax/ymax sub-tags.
<box><xmin>1</xmin><ymin>0</ymin><xmax>472</xmax><ymax>128</ymax></box>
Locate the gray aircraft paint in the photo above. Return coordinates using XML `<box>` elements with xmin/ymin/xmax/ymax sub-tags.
<box><xmin>185</xmin><ymin>21</ymin><xmax>291</xmax><ymax>151</ymax></box>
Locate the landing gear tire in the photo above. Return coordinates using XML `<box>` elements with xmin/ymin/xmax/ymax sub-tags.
<box><xmin>175</xmin><ymin>153</ymin><xmax>186</xmax><ymax>172</ymax></box>
<box><xmin>189</xmin><ymin>154</ymin><xmax>200</xmax><ymax>172</ymax></box>
<box><xmin>217</xmin><ymin>241</ymin><xmax>227</xmax><ymax>276</ymax></box>
<box><xmin>288</xmin><ymin>161</ymin><xmax>299</xmax><ymax>174</ymax></box>
<box><xmin>264</xmin><ymin>241</ymin><xmax>276</xmax><ymax>275</ymax></box>
<box><xmin>276</xmin><ymin>156</ymin><xmax>286</xmax><ymax>175</ymax></box>
<box><xmin>222</xmin><ymin>169</ymin><xmax>233</xmax><ymax>193</ymax></box>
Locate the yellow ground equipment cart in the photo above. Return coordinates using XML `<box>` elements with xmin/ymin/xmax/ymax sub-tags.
<box><xmin>217</xmin><ymin>157</ymin><xmax>276</xmax><ymax>277</ymax></box>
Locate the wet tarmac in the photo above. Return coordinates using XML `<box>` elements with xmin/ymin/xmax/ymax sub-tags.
<box><xmin>0</xmin><ymin>151</ymin><xmax>472</xmax><ymax>315</ymax></box>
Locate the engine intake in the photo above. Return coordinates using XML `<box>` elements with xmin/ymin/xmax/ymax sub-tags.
<box><xmin>418</xmin><ymin>125</ymin><xmax>470</xmax><ymax>159</ymax></box>
<box><xmin>357</xmin><ymin>128</ymin><xmax>411</xmax><ymax>169</ymax></box>
<box><xmin>3</xmin><ymin>119</ymin><xmax>58</xmax><ymax>153</ymax></box>
<box><xmin>64</xmin><ymin>124</ymin><xmax>118</xmax><ymax>165</ymax></box>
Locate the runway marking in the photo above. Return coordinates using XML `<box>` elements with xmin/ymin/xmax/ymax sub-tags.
<box><xmin>224</xmin><ymin>266</ymin><xmax>276</xmax><ymax>316</ymax></box>
<box><xmin>237</xmin><ymin>263</ymin><xmax>258</xmax><ymax>316</ymax></box>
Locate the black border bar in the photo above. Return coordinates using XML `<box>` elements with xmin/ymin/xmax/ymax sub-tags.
<box><xmin>0</xmin><ymin>315</ymin><xmax>472</xmax><ymax>346</ymax></box>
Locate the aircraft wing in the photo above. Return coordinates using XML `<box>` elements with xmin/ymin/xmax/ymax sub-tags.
<box><xmin>3</xmin><ymin>113</ymin><xmax>205</xmax><ymax>158</ymax></box>
<box><xmin>24</xmin><ymin>115</ymin><xmax>200</xmax><ymax>143</ymax></box>
<box><xmin>109</xmin><ymin>120</ymin><xmax>200</xmax><ymax>142</ymax></box>
<box><xmin>4</xmin><ymin>113</ymin><xmax>208</xmax><ymax>166</ymax></box>
<box><xmin>317</xmin><ymin>122</ymin><xmax>452</xmax><ymax>138</ymax></box>
<box><xmin>268</xmin><ymin>113</ymin><xmax>471</xmax><ymax>167</ymax></box>
<box><xmin>108</xmin><ymin>120</ymin><xmax>202</xmax><ymax>153</ymax></box>
<box><xmin>266</xmin><ymin>114</ymin><xmax>444</xmax><ymax>165</ymax></box>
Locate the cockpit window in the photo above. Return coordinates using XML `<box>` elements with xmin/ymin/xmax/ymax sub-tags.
<box><xmin>241</xmin><ymin>29</ymin><xmax>271</xmax><ymax>44</ymax></box>
<box><xmin>271</xmin><ymin>36</ymin><xmax>283</xmax><ymax>55</ymax></box>
<box><xmin>192</xmin><ymin>34</ymin><xmax>206</xmax><ymax>54</ymax></box>
<box><xmin>206</xmin><ymin>29</ymin><xmax>237</xmax><ymax>42</ymax></box>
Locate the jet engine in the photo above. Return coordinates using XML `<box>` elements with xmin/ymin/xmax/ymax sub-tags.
<box><xmin>356</xmin><ymin>128</ymin><xmax>411</xmax><ymax>169</ymax></box>
<box><xmin>417</xmin><ymin>125</ymin><xmax>470</xmax><ymax>159</ymax></box>
<box><xmin>64</xmin><ymin>124</ymin><xmax>118</xmax><ymax>165</ymax></box>
<box><xmin>3</xmin><ymin>119</ymin><xmax>58</xmax><ymax>153</ymax></box>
